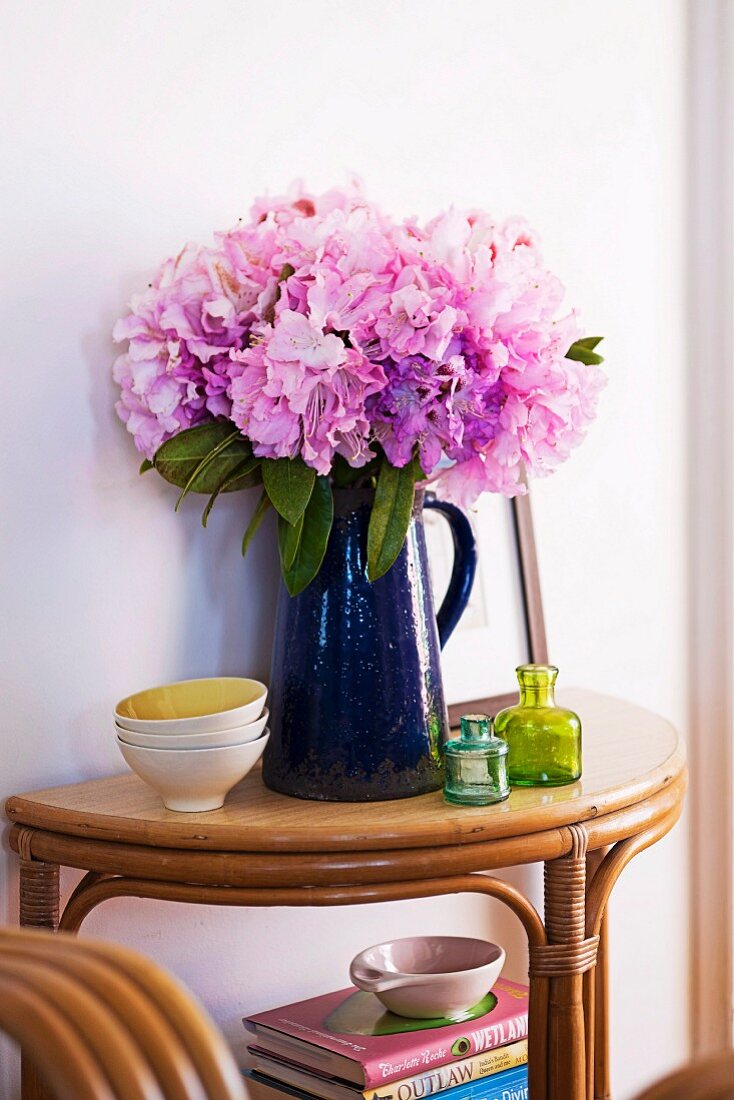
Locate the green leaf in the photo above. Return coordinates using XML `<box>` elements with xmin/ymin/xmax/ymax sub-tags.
<box><xmin>281</xmin><ymin>477</ymin><xmax>333</xmax><ymax>596</ymax></box>
<box><xmin>174</xmin><ymin>429</ymin><xmax>242</xmax><ymax>511</ymax></box>
<box><xmin>574</xmin><ymin>336</ymin><xmax>604</xmax><ymax>351</ymax></box>
<box><xmin>277</xmin><ymin>512</ymin><xmax>304</xmax><ymax>571</ymax></box>
<box><xmin>367</xmin><ymin>458</ymin><xmax>418</xmax><ymax>581</ymax></box>
<box><xmin>566</xmin><ymin>337</ymin><xmax>605</xmax><ymax>366</ymax></box>
<box><xmin>139</xmin><ymin>458</ymin><xmax>154</xmax><ymax>474</ymax></box>
<box><xmin>262</xmin><ymin>457</ymin><xmax>316</xmax><ymax>525</ymax></box>
<box><xmin>153</xmin><ymin>422</ymin><xmax>254</xmax><ymax>496</ymax></box>
<box><xmin>241</xmin><ymin>491</ymin><xmax>271</xmax><ymax>559</ymax></box>
<box><xmin>222</xmin><ymin>463</ymin><xmax>263</xmax><ymax>493</ymax></box>
<box><xmin>201</xmin><ymin>457</ymin><xmax>261</xmax><ymax>528</ymax></box>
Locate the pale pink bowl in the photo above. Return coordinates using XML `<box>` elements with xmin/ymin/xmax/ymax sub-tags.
<box><xmin>349</xmin><ymin>935</ymin><xmax>505</xmax><ymax>1019</ymax></box>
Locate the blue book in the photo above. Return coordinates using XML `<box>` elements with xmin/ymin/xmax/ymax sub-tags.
<box><xmin>243</xmin><ymin>1066</ymin><xmax>529</xmax><ymax>1100</ymax></box>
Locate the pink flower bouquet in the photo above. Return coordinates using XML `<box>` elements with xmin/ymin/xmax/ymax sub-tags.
<box><xmin>114</xmin><ymin>183</ymin><xmax>605</xmax><ymax>594</ymax></box>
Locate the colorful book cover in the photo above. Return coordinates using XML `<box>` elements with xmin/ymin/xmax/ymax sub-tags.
<box><xmin>244</xmin><ymin>979</ymin><xmax>529</xmax><ymax>1089</ymax></box>
<box><xmin>247</xmin><ymin>1039</ymin><xmax>528</xmax><ymax>1100</ymax></box>
<box><xmin>366</xmin><ymin>1038</ymin><xmax>527</xmax><ymax>1100</ymax></box>
<box><xmin>244</xmin><ymin>1065</ymin><xmax>529</xmax><ymax>1100</ymax></box>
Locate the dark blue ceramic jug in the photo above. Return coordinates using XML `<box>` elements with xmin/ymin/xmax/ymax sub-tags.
<box><xmin>263</xmin><ymin>487</ymin><xmax>477</xmax><ymax>801</ymax></box>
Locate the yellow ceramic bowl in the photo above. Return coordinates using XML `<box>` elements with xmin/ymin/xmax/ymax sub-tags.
<box><xmin>115</xmin><ymin>677</ymin><xmax>267</xmax><ymax>735</ymax></box>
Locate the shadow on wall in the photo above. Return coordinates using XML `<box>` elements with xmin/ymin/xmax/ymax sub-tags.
<box><xmin>177</xmin><ymin>497</ymin><xmax>279</xmax><ymax>681</ymax></box>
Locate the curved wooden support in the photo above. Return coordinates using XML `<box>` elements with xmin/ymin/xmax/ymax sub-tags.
<box><xmin>0</xmin><ymin>927</ymin><xmax>245</xmax><ymax>1100</ymax></box>
<box><xmin>59</xmin><ymin>872</ymin><xmax>548</xmax><ymax>1100</ymax></box>
<box><xmin>59</xmin><ymin>871</ymin><xmax>110</xmax><ymax>932</ymax></box>
<box><xmin>584</xmin><ymin>772</ymin><xmax>686</xmax><ymax>854</ymax></box>
<box><xmin>60</xmin><ymin>870</ymin><xmax>547</xmax><ymax>941</ymax></box>
<box><xmin>586</xmin><ymin>796</ymin><xmax>685</xmax><ymax>940</ymax></box>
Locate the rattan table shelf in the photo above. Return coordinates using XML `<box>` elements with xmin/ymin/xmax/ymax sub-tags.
<box><xmin>6</xmin><ymin>690</ymin><xmax>686</xmax><ymax>1100</ymax></box>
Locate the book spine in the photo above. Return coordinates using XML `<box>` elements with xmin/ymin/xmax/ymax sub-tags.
<box><xmin>361</xmin><ymin>1041</ymin><xmax>527</xmax><ymax>1100</ymax></box>
<box><xmin>244</xmin><ymin>1067</ymin><xmax>529</xmax><ymax>1100</ymax></box>
<box><xmin>386</xmin><ymin>1066</ymin><xmax>528</xmax><ymax>1100</ymax></box>
<box><xmin>362</xmin><ymin>1011</ymin><xmax>529</xmax><ymax>1088</ymax></box>
<box><xmin>468</xmin><ymin>1066</ymin><xmax>527</xmax><ymax>1100</ymax></box>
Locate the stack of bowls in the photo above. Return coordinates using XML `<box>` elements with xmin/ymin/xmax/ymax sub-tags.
<box><xmin>114</xmin><ymin>677</ymin><xmax>268</xmax><ymax>812</ymax></box>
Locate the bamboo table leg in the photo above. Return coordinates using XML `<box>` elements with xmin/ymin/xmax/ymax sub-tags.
<box><xmin>594</xmin><ymin>917</ymin><xmax>610</xmax><ymax>1100</ymax></box>
<box><xmin>586</xmin><ymin>848</ymin><xmax>611</xmax><ymax>1100</ymax></box>
<box><xmin>546</xmin><ymin>828</ymin><xmax>587</xmax><ymax>1100</ymax></box>
<box><xmin>18</xmin><ymin>829</ymin><xmax>59</xmax><ymax>1100</ymax></box>
<box><xmin>531</xmin><ymin>825</ymin><xmax>600</xmax><ymax>1100</ymax></box>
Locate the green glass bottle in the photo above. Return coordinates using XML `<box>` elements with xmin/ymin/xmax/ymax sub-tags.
<box><xmin>443</xmin><ymin>714</ymin><xmax>510</xmax><ymax>806</ymax></box>
<box><xmin>494</xmin><ymin>665</ymin><xmax>582</xmax><ymax>787</ymax></box>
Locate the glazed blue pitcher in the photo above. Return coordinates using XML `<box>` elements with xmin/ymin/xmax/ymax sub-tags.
<box><xmin>263</xmin><ymin>487</ymin><xmax>477</xmax><ymax>801</ymax></box>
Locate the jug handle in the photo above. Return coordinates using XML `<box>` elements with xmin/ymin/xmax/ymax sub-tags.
<box><xmin>423</xmin><ymin>496</ymin><xmax>477</xmax><ymax>648</ymax></box>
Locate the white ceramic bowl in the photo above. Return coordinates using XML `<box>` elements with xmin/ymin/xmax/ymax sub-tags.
<box><xmin>115</xmin><ymin>708</ymin><xmax>269</xmax><ymax>750</ymax></box>
<box><xmin>116</xmin><ymin>729</ymin><xmax>269</xmax><ymax>812</ymax></box>
<box><xmin>349</xmin><ymin>935</ymin><xmax>505</xmax><ymax>1019</ymax></box>
<box><xmin>115</xmin><ymin>677</ymin><xmax>267</xmax><ymax>735</ymax></box>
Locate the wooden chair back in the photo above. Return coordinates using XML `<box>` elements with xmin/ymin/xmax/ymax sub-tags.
<box><xmin>634</xmin><ymin>1052</ymin><xmax>734</xmax><ymax>1100</ymax></box>
<box><xmin>0</xmin><ymin>926</ymin><xmax>245</xmax><ymax>1100</ymax></box>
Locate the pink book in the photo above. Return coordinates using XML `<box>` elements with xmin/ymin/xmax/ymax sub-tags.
<box><xmin>244</xmin><ymin>979</ymin><xmax>529</xmax><ymax>1089</ymax></box>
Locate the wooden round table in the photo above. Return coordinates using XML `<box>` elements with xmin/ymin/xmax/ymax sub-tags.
<box><xmin>6</xmin><ymin>690</ymin><xmax>686</xmax><ymax>1100</ymax></box>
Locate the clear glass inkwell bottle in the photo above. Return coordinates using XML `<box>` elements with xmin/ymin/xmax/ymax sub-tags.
<box><xmin>443</xmin><ymin>714</ymin><xmax>510</xmax><ymax>806</ymax></box>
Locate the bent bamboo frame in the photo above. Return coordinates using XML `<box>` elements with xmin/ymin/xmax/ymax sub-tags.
<box><xmin>56</xmin><ymin>871</ymin><xmax>549</xmax><ymax>1100</ymax></box>
<box><xmin>10</xmin><ymin>759</ymin><xmax>687</xmax><ymax>1100</ymax></box>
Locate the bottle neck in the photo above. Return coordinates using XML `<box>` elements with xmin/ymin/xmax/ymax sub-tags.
<box><xmin>515</xmin><ymin>664</ymin><xmax>558</xmax><ymax>707</ymax></box>
<box><xmin>519</xmin><ymin>684</ymin><xmax>555</xmax><ymax>707</ymax></box>
<box><xmin>460</xmin><ymin>713</ymin><xmax>493</xmax><ymax>742</ymax></box>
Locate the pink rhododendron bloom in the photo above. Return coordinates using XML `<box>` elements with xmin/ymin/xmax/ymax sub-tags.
<box><xmin>113</xmin><ymin>181</ymin><xmax>605</xmax><ymax>501</ymax></box>
<box><xmin>267</xmin><ymin>310</ymin><xmax>348</xmax><ymax>372</ymax></box>
<box><xmin>112</xmin><ymin>243</ymin><xmax>250</xmax><ymax>458</ymax></box>
<box><xmin>229</xmin><ymin>319</ymin><xmax>386</xmax><ymax>475</ymax></box>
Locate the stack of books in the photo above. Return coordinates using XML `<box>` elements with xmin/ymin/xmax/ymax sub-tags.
<box><xmin>243</xmin><ymin>978</ymin><xmax>529</xmax><ymax>1100</ymax></box>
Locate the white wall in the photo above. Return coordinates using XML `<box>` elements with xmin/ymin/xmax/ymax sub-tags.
<box><xmin>0</xmin><ymin>2</ymin><xmax>689</xmax><ymax>1097</ymax></box>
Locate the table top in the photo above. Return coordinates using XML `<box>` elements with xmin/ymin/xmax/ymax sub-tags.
<box><xmin>6</xmin><ymin>691</ymin><xmax>685</xmax><ymax>855</ymax></box>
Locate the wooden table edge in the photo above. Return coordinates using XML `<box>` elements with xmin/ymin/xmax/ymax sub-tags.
<box><xmin>7</xmin><ymin>770</ymin><xmax>687</xmax><ymax>888</ymax></box>
<box><xmin>4</xmin><ymin>739</ymin><xmax>686</xmax><ymax>854</ymax></box>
